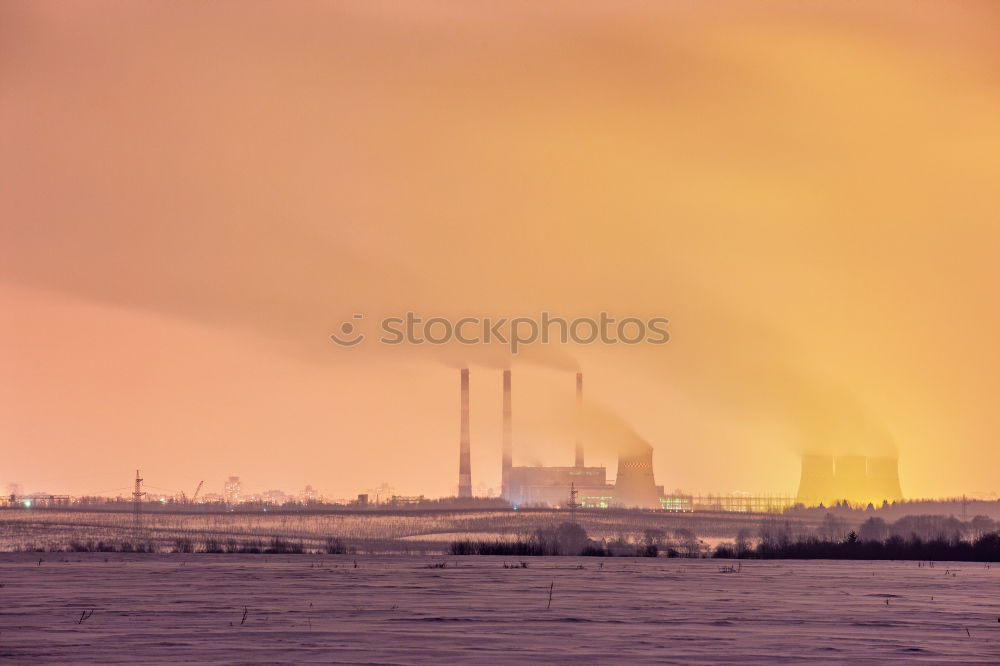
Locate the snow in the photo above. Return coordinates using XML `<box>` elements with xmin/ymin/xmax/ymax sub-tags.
<box><xmin>0</xmin><ymin>554</ymin><xmax>997</xmax><ymax>663</ymax></box>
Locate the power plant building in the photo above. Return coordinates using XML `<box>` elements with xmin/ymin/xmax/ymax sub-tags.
<box><xmin>459</xmin><ymin>368</ymin><xmax>663</xmax><ymax>509</ymax></box>
<box><xmin>506</xmin><ymin>465</ymin><xmax>611</xmax><ymax>508</ymax></box>
<box><xmin>455</xmin><ymin>371</ymin><xmax>903</xmax><ymax>511</ymax></box>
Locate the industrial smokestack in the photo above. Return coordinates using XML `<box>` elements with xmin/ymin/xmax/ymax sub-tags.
<box><xmin>458</xmin><ymin>368</ymin><xmax>472</xmax><ymax>498</ymax></box>
<box><xmin>501</xmin><ymin>369</ymin><xmax>512</xmax><ymax>499</ymax></box>
<box><xmin>574</xmin><ymin>372</ymin><xmax>584</xmax><ymax>467</ymax></box>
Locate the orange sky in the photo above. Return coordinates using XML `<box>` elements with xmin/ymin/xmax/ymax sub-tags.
<box><xmin>2</xmin><ymin>1</ymin><xmax>999</xmax><ymax>500</ymax></box>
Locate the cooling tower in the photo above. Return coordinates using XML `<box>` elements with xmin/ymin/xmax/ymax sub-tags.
<box><xmin>833</xmin><ymin>455</ymin><xmax>868</xmax><ymax>504</ymax></box>
<box><xmin>501</xmin><ymin>369</ymin><xmax>512</xmax><ymax>499</ymax></box>
<box><xmin>795</xmin><ymin>455</ymin><xmax>836</xmax><ymax>505</ymax></box>
<box><xmin>574</xmin><ymin>372</ymin><xmax>584</xmax><ymax>467</ymax></box>
<box><xmin>612</xmin><ymin>445</ymin><xmax>660</xmax><ymax>509</ymax></box>
<box><xmin>458</xmin><ymin>368</ymin><xmax>472</xmax><ymax>498</ymax></box>
<box><xmin>866</xmin><ymin>457</ymin><xmax>903</xmax><ymax>504</ymax></box>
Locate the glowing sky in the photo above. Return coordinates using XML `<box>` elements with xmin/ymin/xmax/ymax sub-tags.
<box><xmin>2</xmin><ymin>1</ymin><xmax>998</xmax><ymax>499</ymax></box>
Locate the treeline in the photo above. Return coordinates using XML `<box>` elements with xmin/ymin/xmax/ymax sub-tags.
<box><xmin>714</xmin><ymin>513</ymin><xmax>1000</xmax><ymax>561</ymax></box>
<box><xmin>785</xmin><ymin>499</ymin><xmax>1000</xmax><ymax>523</ymax></box>
<box><xmin>449</xmin><ymin>516</ymin><xmax>1000</xmax><ymax>562</ymax></box>
<box><xmin>451</xmin><ymin>523</ymin><xmax>676</xmax><ymax>557</ymax></box>
<box><xmin>171</xmin><ymin>536</ymin><xmax>349</xmax><ymax>554</ymax></box>
<box><xmin>13</xmin><ymin>536</ymin><xmax>350</xmax><ymax>555</ymax></box>
<box><xmin>715</xmin><ymin>531</ymin><xmax>1000</xmax><ymax>561</ymax></box>
<box><xmin>829</xmin><ymin>513</ymin><xmax>996</xmax><ymax>543</ymax></box>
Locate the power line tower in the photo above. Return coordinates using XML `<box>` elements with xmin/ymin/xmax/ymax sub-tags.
<box><xmin>132</xmin><ymin>469</ymin><xmax>146</xmax><ymax>528</ymax></box>
<box><xmin>567</xmin><ymin>482</ymin><xmax>581</xmax><ymax>523</ymax></box>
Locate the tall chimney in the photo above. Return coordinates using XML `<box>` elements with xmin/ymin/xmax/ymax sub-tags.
<box><xmin>501</xmin><ymin>369</ymin><xmax>512</xmax><ymax>499</ymax></box>
<box><xmin>458</xmin><ymin>368</ymin><xmax>472</xmax><ymax>498</ymax></box>
<box><xmin>575</xmin><ymin>372</ymin><xmax>584</xmax><ymax>468</ymax></box>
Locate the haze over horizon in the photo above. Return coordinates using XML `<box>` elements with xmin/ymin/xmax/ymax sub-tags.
<box><xmin>2</xmin><ymin>1</ymin><xmax>999</xmax><ymax>500</ymax></box>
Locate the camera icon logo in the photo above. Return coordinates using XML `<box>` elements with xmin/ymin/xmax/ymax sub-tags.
<box><xmin>330</xmin><ymin>314</ymin><xmax>366</xmax><ymax>347</ymax></box>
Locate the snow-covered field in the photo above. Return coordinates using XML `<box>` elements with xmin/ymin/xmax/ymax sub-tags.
<box><xmin>0</xmin><ymin>554</ymin><xmax>997</xmax><ymax>664</ymax></box>
<box><xmin>0</xmin><ymin>508</ymin><xmax>783</xmax><ymax>554</ymax></box>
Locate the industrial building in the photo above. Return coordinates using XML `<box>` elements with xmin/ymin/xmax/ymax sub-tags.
<box><xmin>457</xmin><ymin>368</ymin><xmax>663</xmax><ymax>509</ymax></box>
<box><xmin>507</xmin><ymin>464</ymin><xmax>612</xmax><ymax>508</ymax></box>
<box><xmin>223</xmin><ymin>476</ymin><xmax>242</xmax><ymax>505</ymax></box>
<box><xmin>795</xmin><ymin>454</ymin><xmax>904</xmax><ymax>507</ymax></box>
<box><xmin>456</xmin><ymin>370</ymin><xmax>906</xmax><ymax>512</ymax></box>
